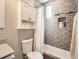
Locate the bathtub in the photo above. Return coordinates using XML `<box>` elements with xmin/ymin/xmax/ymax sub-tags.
<box><xmin>43</xmin><ymin>44</ymin><xmax>71</xmax><ymax>59</ymax></box>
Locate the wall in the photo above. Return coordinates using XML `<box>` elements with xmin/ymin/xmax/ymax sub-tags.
<box><xmin>44</xmin><ymin>0</ymin><xmax>77</xmax><ymax>51</ymax></box>
<box><xmin>0</xmin><ymin>0</ymin><xmax>22</xmax><ymax>59</ymax></box>
<box><xmin>0</xmin><ymin>0</ymin><xmax>4</xmax><ymax>28</ymax></box>
<box><xmin>45</xmin><ymin>13</ymin><xmax>75</xmax><ymax>51</ymax></box>
<box><xmin>18</xmin><ymin>29</ymin><xmax>34</xmax><ymax>41</ymax></box>
<box><xmin>17</xmin><ymin>29</ymin><xmax>34</xmax><ymax>58</ymax></box>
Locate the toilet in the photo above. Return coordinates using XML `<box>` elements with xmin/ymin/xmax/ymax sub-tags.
<box><xmin>22</xmin><ymin>39</ymin><xmax>43</xmax><ymax>59</ymax></box>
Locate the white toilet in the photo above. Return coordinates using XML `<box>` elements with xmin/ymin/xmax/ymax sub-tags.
<box><xmin>22</xmin><ymin>39</ymin><xmax>43</xmax><ymax>59</ymax></box>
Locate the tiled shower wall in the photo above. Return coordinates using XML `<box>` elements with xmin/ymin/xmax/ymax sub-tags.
<box><xmin>44</xmin><ymin>14</ymin><xmax>75</xmax><ymax>51</ymax></box>
<box><xmin>44</xmin><ymin>0</ymin><xmax>77</xmax><ymax>51</ymax></box>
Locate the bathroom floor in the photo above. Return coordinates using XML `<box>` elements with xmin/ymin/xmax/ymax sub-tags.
<box><xmin>43</xmin><ymin>53</ymin><xmax>60</xmax><ymax>59</ymax></box>
<box><xmin>23</xmin><ymin>53</ymin><xmax>60</xmax><ymax>59</ymax></box>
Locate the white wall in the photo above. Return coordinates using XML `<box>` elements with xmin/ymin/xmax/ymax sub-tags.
<box><xmin>0</xmin><ymin>0</ymin><xmax>22</xmax><ymax>59</ymax></box>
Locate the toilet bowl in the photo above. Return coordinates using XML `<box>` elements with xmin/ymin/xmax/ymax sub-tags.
<box><xmin>22</xmin><ymin>39</ymin><xmax>43</xmax><ymax>59</ymax></box>
<box><xmin>27</xmin><ymin>51</ymin><xmax>43</xmax><ymax>59</ymax></box>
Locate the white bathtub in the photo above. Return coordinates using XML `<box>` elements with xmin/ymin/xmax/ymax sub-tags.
<box><xmin>43</xmin><ymin>44</ymin><xmax>71</xmax><ymax>59</ymax></box>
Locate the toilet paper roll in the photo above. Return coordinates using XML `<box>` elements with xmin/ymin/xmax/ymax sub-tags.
<box><xmin>11</xmin><ymin>54</ymin><xmax>15</xmax><ymax>59</ymax></box>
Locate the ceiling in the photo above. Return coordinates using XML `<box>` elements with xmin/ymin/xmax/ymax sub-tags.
<box><xmin>39</xmin><ymin>0</ymin><xmax>50</xmax><ymax>3</ymax></box>
<box><xmin>35</xmin><ymin>0</ymin><xmax>51</xmax><ymax>7</ymax></box>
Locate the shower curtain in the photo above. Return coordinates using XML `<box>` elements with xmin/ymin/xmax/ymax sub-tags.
<box><xmin>70</xmin><ymin>13</ymin><xmax>78</xmax><ymax>59</ymax></box>
<box><xmin>34</xmin><ymin>6</ymin><xmax>44</xmax><ymax>53</ymax></box>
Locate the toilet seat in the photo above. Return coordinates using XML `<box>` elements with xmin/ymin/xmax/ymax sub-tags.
<box><xmin>27</xmin><ymin>51</ymin><xmax>43</xmax><ymax>59</ymax></box>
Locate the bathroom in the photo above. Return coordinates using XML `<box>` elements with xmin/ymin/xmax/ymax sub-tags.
<box><xmin>0</xmin><ymin>0</ymin><xmax>78</xmax><ymax>59</ymax></box>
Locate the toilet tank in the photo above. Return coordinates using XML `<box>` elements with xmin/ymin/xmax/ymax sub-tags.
<box><xmin>22</xmin><ymin>39</ymin><xmax>33</xmax><ymax>54</ymax></box>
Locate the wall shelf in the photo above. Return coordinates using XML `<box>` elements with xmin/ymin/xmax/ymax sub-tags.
<box><xmin>22</xmin><ymin>19</ymin><xmax>34</xmax><ymax>23</ymax></box>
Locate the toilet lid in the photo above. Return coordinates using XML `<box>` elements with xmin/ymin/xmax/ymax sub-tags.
<box><xmin>27</xmin><ymin>51</ymin><xmax>43</xmax><ymax>59</ymax></box>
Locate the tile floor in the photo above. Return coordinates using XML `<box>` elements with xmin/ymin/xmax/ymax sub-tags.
<box><xmin>43</xmin><ymin>53</ymin><xmax>60</xmax><ymax>59</ymax></box>
<box><xmin>23</xmin><ymin>53</ymin><xmax>60</xmax><ymax>59</ymax></box>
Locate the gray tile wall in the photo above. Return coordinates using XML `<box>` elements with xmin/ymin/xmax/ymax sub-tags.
<box><xmin>44</xmin><ymin>0</ymin><xmax>77</xmax><ymax>51</ymax></box>
<box><xmin>44</xmin><ymin>14</ymin><xmax>75</xmax><ymax>51</ymax></box>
